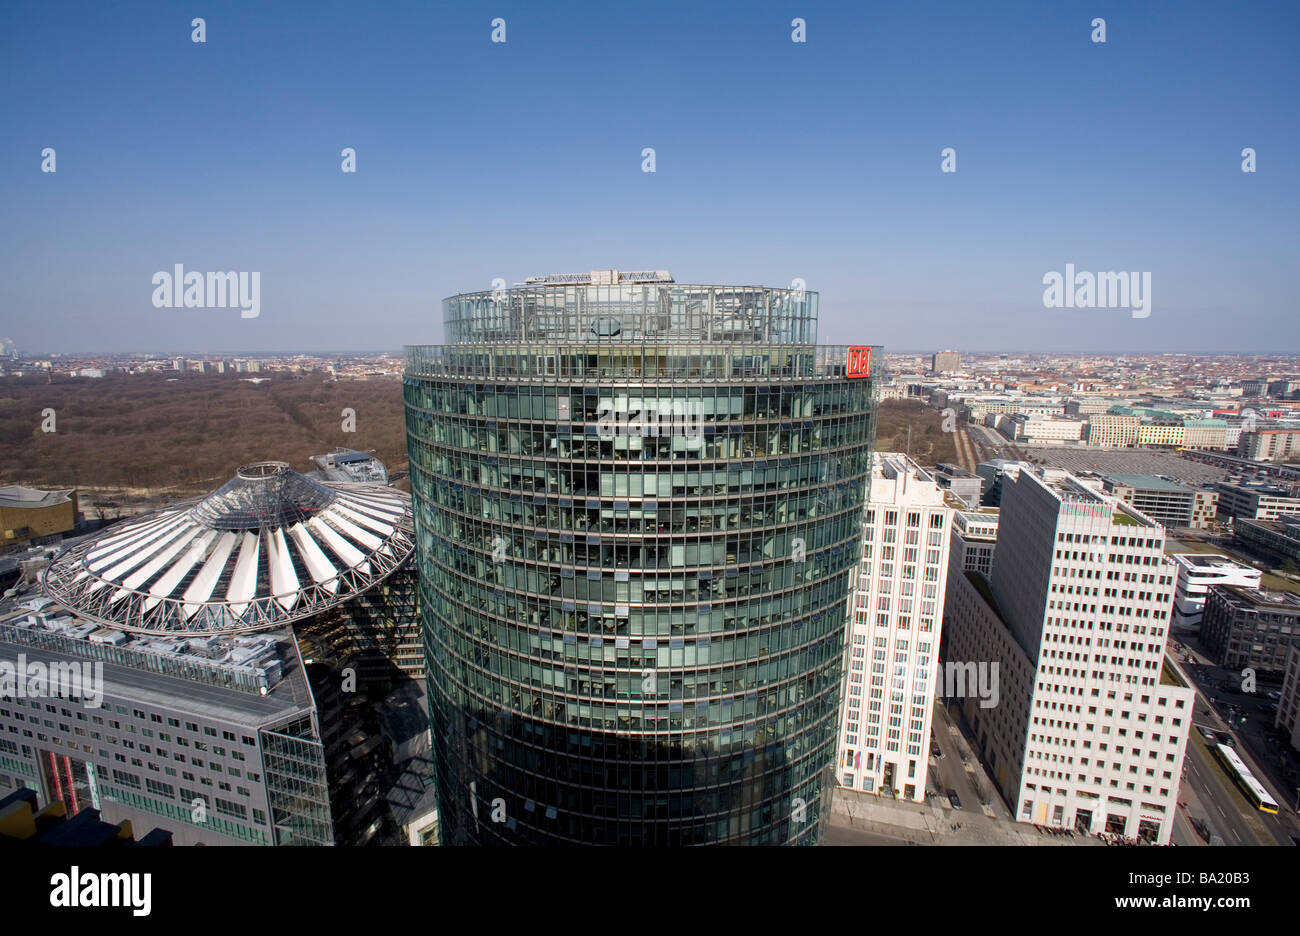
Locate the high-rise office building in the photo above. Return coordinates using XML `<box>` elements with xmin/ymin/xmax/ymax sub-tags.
<box><xmin>943</xmin><ymin>468</ymin><xmax>1194</xmax><ymax>844</ymax></box>
<box><xmin>404</xmin><ymin>271</ymin><xmax>879</xmax><ymax>844</ymax></box>
<box><xmin>835</xmin><ymin>454</ymin><xmax>954</xmax><ymax>802</ymax></box>
<box><xmin>931</xmin><ymin>351</ymin><xmax>960</xmax><ymax>374</ymax></box>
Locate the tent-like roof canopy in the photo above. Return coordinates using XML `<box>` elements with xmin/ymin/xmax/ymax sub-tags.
<box><xmin>43</xmin><ymin>462</ymin><xmax>414</xmax><ymax>635</ymax></box>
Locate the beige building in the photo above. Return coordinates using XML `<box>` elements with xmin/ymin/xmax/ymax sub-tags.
<box><xmin>837</xmin><ymin>454</ymin><xmax>955</xmax><ymax>803</ymax></box>
<box><xmin>1087</xmin><ymin>413</ymin><xmax>1140</xmax><ymax>447</ymax></box>
<box><xmin>0</xmin><ymin>486</ymin><xmax>77</xmax><ymax>546</ymax></box>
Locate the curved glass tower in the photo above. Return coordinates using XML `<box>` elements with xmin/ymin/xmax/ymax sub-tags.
<box><xmin>404</xmin><ymin>273</ymin><xmax>878</xmax><ymax>844</ymax></box>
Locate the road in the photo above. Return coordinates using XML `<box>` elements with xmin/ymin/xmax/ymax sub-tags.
<box><xmin>1170</xmin><ymin>646</ymin><xmax>1300</xmax><ymax>846</ymax></box>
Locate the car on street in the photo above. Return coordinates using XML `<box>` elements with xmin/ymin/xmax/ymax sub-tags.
<box><xmin>948</xmin><ymin>792</ymin><xmax>962</xmax><ymax>809</ymax></box>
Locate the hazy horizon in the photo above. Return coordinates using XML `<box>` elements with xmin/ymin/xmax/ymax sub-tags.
<box><xmin>3</xmin><ymin>0</ymin><xmax>1297</xmax><ymax>355</ymax></box>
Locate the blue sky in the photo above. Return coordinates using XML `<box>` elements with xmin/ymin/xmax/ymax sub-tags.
<box><xmin>1</xmin><ymin>0</ymin><xmax>1296</xmax><ymax>354</ymax></box>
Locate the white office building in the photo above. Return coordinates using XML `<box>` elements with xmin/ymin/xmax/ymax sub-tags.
<box><xmin>837</xmin><ymin>453</ymin><xmax>955</xmax><ymax>802</ymax></box>
<box><xmin>1169</xmin><ymin>553</ymin><xmax>1263</xmax><ymax>631</ymax></box>
<box><xmin>944</xmin><ymin>469</ymin><xmax>1194</xmax><ymax>844</ymax></box>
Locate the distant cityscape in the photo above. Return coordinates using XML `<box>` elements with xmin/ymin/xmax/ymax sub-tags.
<box><xmin>3</xmin><ymin>277</ymin><xmax>1299</xmax><ymax>849</ymax></box>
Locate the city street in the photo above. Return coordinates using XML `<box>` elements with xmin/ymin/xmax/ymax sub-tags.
<box><xmin>1168</xmin><ymin>643</ymin><xmax>1300</xmax><ymax>846</ymax></box>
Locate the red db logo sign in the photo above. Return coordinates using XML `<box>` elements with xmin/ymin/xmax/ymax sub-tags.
<box><xmin>847</xmin><ymin>346</ymin><xmax>871</xmax><ymax>378</ymax></box>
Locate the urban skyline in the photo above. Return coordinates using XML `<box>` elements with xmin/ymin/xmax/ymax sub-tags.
<box><xmin>3</xmin><ymin>6</ymin><xmax>1300</xmax><ymax>918</ymax></box>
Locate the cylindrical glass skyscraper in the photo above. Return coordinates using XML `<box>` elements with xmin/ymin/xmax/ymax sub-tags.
<box><xmin>404</xmin><ymin>273</ymin><xmax>878</xmax><ymax>844</ymax></box>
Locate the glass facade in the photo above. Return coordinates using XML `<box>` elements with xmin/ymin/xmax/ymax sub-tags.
<box><xmin>405</xmin><ymin>281</ymin><xmax>878</xmax><ymax>844</ymax></box>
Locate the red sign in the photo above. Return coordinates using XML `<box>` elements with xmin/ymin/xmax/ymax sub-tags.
<box><xmin>847</xmin><ymin>346</ymin><xmax>872</xmax><ymax>378</ymax></box>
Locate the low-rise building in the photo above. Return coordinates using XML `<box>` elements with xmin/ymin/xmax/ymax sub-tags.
<box><xmin>932</xmin><ymin>462</ymin><xmax>984</xmax><ymax>509</ymax></box>
<box><xmin>1235</xmin><ymin>516</ymin><xmax>1300</xmax><ymax>565</ymax></box>
<box><xmin>1099</xmin><ymin>474</ymin><xmax>1197</xmax><ymax>528</ymax></box>
<box><xmin>1200</xmin><ymin>586</ymin><xmax>1300</xmax><ymax>675</ymax></box>
<box><xmin>0</xmin><ymin>486</ymin><xmax>77</xmax><ymax>547</ymax></box>
<box><xmin>1087</xmin><ymin>413</ymin><xmax>1140</xmax><ymax>448</ymax></box>
<box><xmin>1182</xmin><ymin>419</ymin><xmax>1229</xmax><ymax>451</ymax></box>
<box><xmin>1169</xmin><ymin>553</ymin><xmax>1263</xmax><ymax>630</ymax></box>
<box><xmin>1215</xmin><ymin>481</ymin><xmax>1300</xmax><ymax>521</ymax></box>
<box><xmin>1136</xmin><ymin>424</ymin><xmax>1185</xmax><ymax>448</ymax></box>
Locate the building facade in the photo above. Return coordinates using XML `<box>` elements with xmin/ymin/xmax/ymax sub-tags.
<box><xmin>1098</xmin><ymin>474</ymin><xmax>1197</xmax><ymax>529</ymax></box>
<box><xmin>950</xmin><ymin>508</ymin><xmax>999</xmax><ymax>579</ymax></box>
<box><xmin>1200</xmin><ymin>586</ymin><xmax>1300</xmax><ymax>675</ymax></box>
<box><xmin>931</xmin><ymin>351</ymin><xmax>960</xmax><ymax>375</ymax></box>
<box><xmin>943</xmin><ymin>469</ymin><xmax>1193</xmax><ymax>844</ymax></box>
<box><xmin>835</xmin><ymin>454</ymin><xmax>953</xmax><ymax>802</ymax></box>
<box><xmin>1215</xmin><ymin>481</ymin><xmax>1300</xmax><ymax>522</ymax></box>
<box><xmin>0</xmin><ymin>486</ymin><xmax>77</xmax><ymax>547</ymax></box>
<box><xmin>1169</xmin><ymin>553</ymin><xmax>1263</xmax><ymax>630</ymax></box>
<box><xmin>404</xmin><ymin>272</ymin><xmax>879</xmax><ymax>844</ymax></box>
<box><xmin>1235</xmin><ymin>516</ymin><xmax>1300</xmax><ymax>565</ymax></box>
<box><xmin>1087</xmin><ymin>414</ymin><xmax>1140</xmax><ymax>448</ymax></box>
<box><xmin>1239</xmin><ymin>429</ymin><xmax>1300</xmax><ymax>462</ymax></box>
<box><xmin>1277</xmin><ymin>645</ymin><xmax>1300</xmax><ymax>754</ymax></box>
<box><xmin>0</xmin><ymin>462</ymin><xmax>421</xmax><ymax>845</ymax></box>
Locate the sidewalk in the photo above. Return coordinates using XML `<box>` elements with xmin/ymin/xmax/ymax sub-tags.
<box><xmin>830</xmin><ymin>787</ymin><xmax>1102</xmax><ymax>846</ymax></box>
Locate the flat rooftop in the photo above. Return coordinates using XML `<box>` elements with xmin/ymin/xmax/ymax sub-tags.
<box><xmin>1102</xmin><ymin>473</ymin><xmax>1191</xmax><ymax>493</ymax></box>
<box><xmin>0</xmin><ymin>637</ymin><xmax>313</xmax><ymax>727</ymax></box>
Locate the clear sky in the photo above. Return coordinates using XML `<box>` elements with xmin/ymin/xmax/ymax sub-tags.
<box><xmin>1</xmin><ymin>0</ymin><xmax>1296</xmax><ymax>354</ymax></box>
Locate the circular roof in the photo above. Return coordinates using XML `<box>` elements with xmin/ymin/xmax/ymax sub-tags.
<box><xmin>43</xmin><ymin>463</ymin><xmax>414</xmax><ymax>635</ymax></box>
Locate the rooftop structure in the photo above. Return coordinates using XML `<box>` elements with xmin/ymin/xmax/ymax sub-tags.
<box><xmin>41</xmin><ymin>463</ymin><xmax>414</xmax><ymax>636</ymax></box>
<box><xmin>441</xmin><ymin>275</ymin><xmax>818</xmax><ymax>345</ymax></box>
<box><xmin>309</xmin><ymin>448</ymin><xmax>389</xmax><ymax>485</ymax></box>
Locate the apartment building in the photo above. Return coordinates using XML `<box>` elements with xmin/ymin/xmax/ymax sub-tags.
<box><xmin>1239</xmin><ymin>429</ymin><xmax>1300</xmax><ymax>463</ymax></box>
<box><xmin>943</xmin><ymin>469</ymin><xmax>1193</xmax><ymax>844</ymax></box>
<box><xmin>1136</xmin><ymin>424</ymin><xmax>1185</xmax><ymax>448</ymax></box>
<box><xmin>1087</xmin><ymin>413</ymin><xmax>1140</xmax><ymax>448</ymax></box>
<box><xmin>1182</xmin><ymin>419</ymin><xmax>1229</xmax><ymax>451</ymax></box>
<box><xmin>837</xmin><ymin>454</ymin><xmax>954</xmax><ymax>803</ymax></box>
<box><xmin>1200</xmin><ymin>586</ymin><xmax>1300</xmax><ymax>675</ymax></box>
<box><xmin>1005</xmin><ymin>414</ymin><xmax>1086</xmax><ymax>445</ymax></box>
